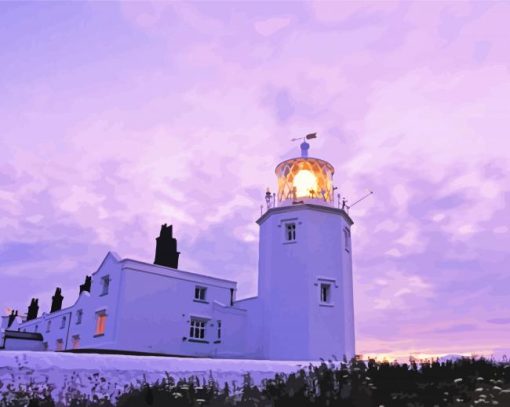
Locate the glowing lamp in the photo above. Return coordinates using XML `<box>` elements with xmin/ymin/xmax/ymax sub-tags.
<box><xmin>275</xmin><ymin>156</ymin><xmax>334</xmax><ymax>205</ymax></box>
<box><xmin>293</xmin><ymin>169</ymin><xmax>318</xmax><ymax>198</ymax></box>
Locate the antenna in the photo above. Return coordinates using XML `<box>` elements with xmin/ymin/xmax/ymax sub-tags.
<box><xmin>349</xmin><ymin>191</ymin><xmax>374</xmax><ymax>208</ymax></box>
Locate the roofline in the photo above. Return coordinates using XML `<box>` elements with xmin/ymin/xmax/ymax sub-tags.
<box><xmin>235</xmin><ymin>296</ymin><xmax>258</xmax><ymax>303</ymax></box>
<box><xmin>3</xmin><ymin>330</ymin><xmax>44</xmax><ymax>341</ymax></box>
<box><xmin>256</xmin><ymin>203</ymin><xmax>354</xmax><ymax>226</ymax></box>
<box><xmin>19</xmin><ymin>308</ymin><xmax>74</xmax><ymax>328</ymax></box>
<box><xmin>275</xmin><ymin>156</ymin><xmax>335</xmax><ymax>175</ymax></box>
<box><xmin>120</xmin><ymin>258</ymin><xmax>238</xmax><ymax>286</ymax></box>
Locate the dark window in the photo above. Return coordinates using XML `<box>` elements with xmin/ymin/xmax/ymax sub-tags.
<box><xmin>101</xmin><ymin>275</ymin><xmax>110</xmax><ymax>295</ymax></box>
<box><xmin>320</xmin><ymin>283</ymin><xmax>331</xmax><ymax>304</ymax></box>
<box><xmin>217</xmin><ymin>320</ymin><xmax>222</xmax><ymax>340</ymax></box>
<box><xmin>285</xmin><ymin>223</ymin><xmax>296</xmax><ymax>241</ymax></box>
<box><xmin>189</xmin><ymin>318</ymin><xmax>206</xmax><ymax>339</ymax></box>
<box><xmin>344</xmin><ymin>228</ymin><xmax>351</xmax><ymax>252</ymax></box>
<box><xmin>194</xmin><ymin>286</ymin><xmax>207</xmax><ymax>301</ymax></box>
<box><xmin>76</xmin><ymin>309</ymin><xmax>83</xmax><ymax>325</ymax></box>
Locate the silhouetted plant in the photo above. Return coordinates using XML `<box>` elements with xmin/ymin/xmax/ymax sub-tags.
<box><xmin>1</xmin><ymin>356</ymin><xmax>509</xmax><ymax>406</ymax></box>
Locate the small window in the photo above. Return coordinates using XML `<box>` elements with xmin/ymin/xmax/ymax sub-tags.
<box><xmin>320</xmin><ymin>283</ymin><xmax>331</xmax><ymax>304</ymax></box>
<box><xmin>101</xmin><ymin>275</ymin><xmax>110</xmax><ymax>296</ymax></box>
<box><xmin>194</xmin><ymin>286</ymin><xmax>207</xmax><ymax>301</ymax></box>
<box><xmin>95</xmin><ymin>310</ymin><xmax>107</xmax><ymax>336</ymax></box>
<box><xmin>76</xmin><ymin>309</ymin><xmax>83</xmax><ymax>325</ymax></box>
<box><xmin>285</xmin><ymin>223</ymin><xmax>296</xmax><ymax>241</ymax></box>
<box><xmin>34</xmin><ymin>325</ymin><xmax>38</xmax><ymax>333</ymax></box>
<box><xmin>217</xmin><ymin>320</ymin><xmax>222</xmax><ymax>340</ymax></box>
<box><xmin>189</xmin><ymin>318</ymin><xmax>206</xmax><ymax>339</ymax></box>
<box><xmin>60</xmin><ymin>316</ymin><xmax>66</xmax><ymax>329</ymax></box>
<box><xmin>56</xmin><ymin>339</ymin><xmax>64</xmax><ymax>351</ymax></box>
<box><xmin>344</xmin><ymin>228</ymin><xmax>351</xmax><ymax>252</ymax></box>
<box><xmin>46</xmin><ymin>321</ymin><xmax>51</xmax><ymax>333</ymax></box>
<box><xmin>72</xmin><ymin>335</ymin><xmax>80</xmax><ymax>350</ymax></box>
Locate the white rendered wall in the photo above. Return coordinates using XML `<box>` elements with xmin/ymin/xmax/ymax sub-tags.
<box><xmin>113</xmin><ymin>261</ymin><xmax>248</xmax><ymax>357</ymax></box>
<box><xmin>17</xmin><ymin>252</ymin><xmax>124</xmax><ymax>352</ymax></box>
<box><xmin>16</xmin><ymin>253</ymin><xmax>249</xmax><ymax>358</ymax></box>
<box><xmin>234</xmin><ymin>296</ymin><xmax>263</xmax><ymax>359</ymax></box>
<box><xmin>257</xmin><ymin>204</ymin><xmax>355</xmax><ymax>361</ymax></box>
<box><xmin>3</xmin><ymin>337</ymin><xmax>44</xmax><ymax>351</ymax></box>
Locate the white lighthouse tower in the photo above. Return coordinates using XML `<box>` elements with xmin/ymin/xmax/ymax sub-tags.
<box><xmin>255</xmin><ymin>139</ymin><xmax>355</xmax><ymax>361</ymax></box>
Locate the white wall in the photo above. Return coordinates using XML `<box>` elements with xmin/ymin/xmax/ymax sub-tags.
<box><xmin>257</xmin><ymin>204</ymin><xmax>355</xmax><ymax>361</ymax></box>
<box><xmin>15</xmin><ymin>252</ymin><xmax>250</xmax><ymax>358</ymax></box>
<box><xmin>17</xmin><ymin>252</ymin><xmax>124</xmax><ymax>352</ymax></box>
<box><xmin>108</xmin><ymin>259</ymin><xmax>247</xmax><ymax>357</ymax></box>
<box><xmin>234</xmin><ymin>296</ymin><xmax>263</xmax><ymax>359</ymax></box>
<box><xmin>3</xmin><ymin>337</ymin><xmax>44</xmax><ymax>351</ymax></box>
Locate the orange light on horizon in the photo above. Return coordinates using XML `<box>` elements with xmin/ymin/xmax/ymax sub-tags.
<box><xmin>358</xmin><ymin>350</ymin><xmax>495</xmax><ymax>363</ymax></box>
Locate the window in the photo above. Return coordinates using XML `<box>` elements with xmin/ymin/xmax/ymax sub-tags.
<box><xmin>194</xmin><ymin>286</ymin><xmax>207</xmax><ymax>301</ymax></box>
<box><xmin>56</xmin><ymin>339</ymin><xmax>64</xmax><ymax>351</ymax></box>
<box><xmin>60</xmin><ymin>316</ymin><xmax>66</xmax><ymax>329</ymax></box>
<box><xmin>34</xmin><ymin>325</ymin><xmax>38</xmax><ymax>333</ymax></box>
<box><xmin>189</xmin><ymin>318</ymin><xmax>206</xmax><ymax>339</ymax></box>
<box><xmin>101</xmin><ymin>275</ymin><xmax>110</xmax><ymax>296</ymax></box>
<box><xmin>320</xmin><ymin>283</ymin><xmax>331</xmax><ymax>304</ymax></box>
<box><xmin>95</xmin><ymin>310</ymin><xmax>107</xmax><ymax>336</ymax></box>
<box><xmin>42</xmin><ymin>342</ymin><xmax>48</xmax><ymax>351</ymax></box>
<box><xmin>217</xmin><ymin>320</ymin><xmax>222</xmax><ymax>340</ymax></box>
<box><xmin>72</xmin><ymin>335</ymin><xmax>80</xmax><ymax>350</ymax></box>
<box><xmin>76</xmin><ymin>309</ymin><xmax>83</xmax><ymax>325</ymax></box>
<box><xmin>285</xmin><ymin>223</ymin><xmax>296</xmax><ymax>241</ymax></box>
<box><xmin>344</xmin><ymin>228</ymin><xmax>351</xmax><ymax>252</ymax></box>
<box><xmin>46</xmin><ymin>321</ymin><xmax>51</xmax><ymax>333</ymax></box>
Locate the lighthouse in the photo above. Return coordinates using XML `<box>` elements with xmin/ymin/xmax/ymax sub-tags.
<box><xmin>255</xmin><ymin>139</ymin><xmax>355</xmax><ymax>360</ymax></box>
<box><xmin>4</xmin><ymin>137</ymin><xmax>355</xmax><ymax>361</ymax></box>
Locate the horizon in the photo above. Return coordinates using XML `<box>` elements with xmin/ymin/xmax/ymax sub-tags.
<box><xmin>0</xmin><ymin>1</ymin><xmax>508</xmax><ymax>361</ymax></box>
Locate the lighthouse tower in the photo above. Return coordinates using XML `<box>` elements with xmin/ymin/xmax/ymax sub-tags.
<box><xmin>256</xmin><ymin>140</ymin><xmax>355</xmax><ymax>361</ymax></box>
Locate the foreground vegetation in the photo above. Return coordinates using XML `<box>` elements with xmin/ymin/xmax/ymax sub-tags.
<box><xmin>1</xmin><ymin>357</ymin><xmax>509</xmax><ymax>406</ymax></box>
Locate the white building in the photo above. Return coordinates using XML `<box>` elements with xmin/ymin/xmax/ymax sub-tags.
<box><xmin>1</xmin><ymin>142</ymin><xmax>355</xmax><ymax>361</ymax></box>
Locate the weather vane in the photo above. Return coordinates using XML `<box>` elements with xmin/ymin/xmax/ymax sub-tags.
<box><xmin>291</xmin><ymin>133</ymin><xmax>317</xmax><ymax>158</ymax></box>
<box><xmin>291</xmin><ymin>132</ymin><xmax>317</xmax><ymax>142</ymax></box>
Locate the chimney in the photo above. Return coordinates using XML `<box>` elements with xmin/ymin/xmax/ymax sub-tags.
<box><xmin>50</xmin><ymin>288</ymin><xmax>64</xmax><ymax>313</ymax></box>
<box><xmin>79</xmin><ymin>275</ymin><xmax>92</xmax><ymax>294</ymax></box>
<box><xmin>26</xmin><ymin>298</ymin><xmax>39</xmax><ymax>321</ymax></box>
<box><xmin>7</xmin><ymin>310</ymin><xmax>18</xmax><ymax>327</ymax></box>
<box><xmin>154</xmin><ymin>223</ymin><xmax>180</xmax><ymax>269</ymax></box>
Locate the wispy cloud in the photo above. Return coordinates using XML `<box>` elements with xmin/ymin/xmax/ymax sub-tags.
<box><xmin>0</xmin><ymin>1</ymin><xmax>508</xmax><ymax>357</ymax></box>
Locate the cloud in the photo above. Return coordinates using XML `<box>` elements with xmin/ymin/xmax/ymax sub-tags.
<box><xmin>487</xmin><ymin>318</ymin><xmax>510</xmax><ymax>325</ymax></box>
<box><xmin>254</xmin><ymin>17</ymin><xmax>291</xmax><ymax>37</ymax></box>
<box><xmin>434</xmin><ymin>324</ymin><xmax>478</xmax><ymax>333</ymax></box>
<box><xmin>1</xmin><ymin>1</ymin><xmax>509</xmax><ymax>359</ymax></box>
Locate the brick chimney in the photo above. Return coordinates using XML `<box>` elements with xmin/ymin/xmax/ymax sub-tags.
<box><xmin>50</xmin><ymin>288</ymin><xmax>63</xmax><ymax>313</ymax></box>
<box><xmin>154</xmin><ymin>224</ymin><xmax>180</xmax><ymax>269</ymax></box>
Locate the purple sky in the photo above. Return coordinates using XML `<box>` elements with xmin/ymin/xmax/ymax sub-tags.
<box><xmin>1</xmin><ymin>1</ymin><xmax>509</xmax><ymax>360</ymax></box>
